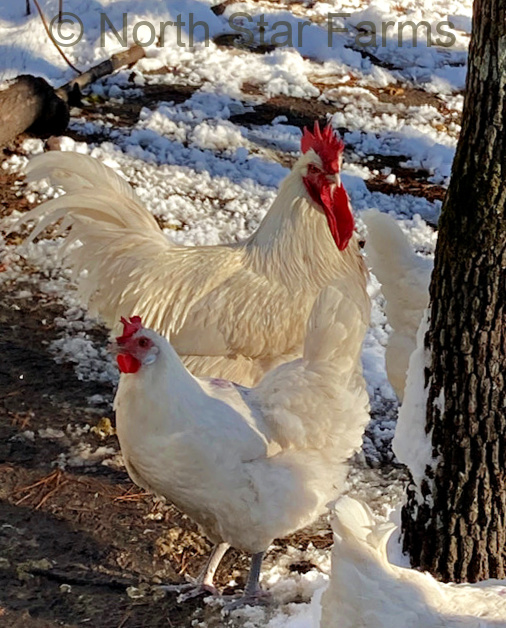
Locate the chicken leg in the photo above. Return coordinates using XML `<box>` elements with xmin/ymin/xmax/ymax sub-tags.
<box><xmin>223</xmin><ymin>552</ymin><xmax>272</xmax><ymax>611</ymax></box>
<box><xmin>159</xmin><ymin>542</ymin><xmax>230</xmax><ymax>600</ymax></box>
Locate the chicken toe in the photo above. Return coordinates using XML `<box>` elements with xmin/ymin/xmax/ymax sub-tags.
<box><xmin>222</xmin><ymin>552</ymin><xmax>272</xmax><ymax>612</ymax></box>
<box><xmin>156</xmin><ymin>542</ymin><xmax>229</xmax><ymax>601</ymax></box>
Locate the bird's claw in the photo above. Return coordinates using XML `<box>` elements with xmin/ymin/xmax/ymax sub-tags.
<box><xmin>155</xmin><ymin>582</ymin><xmax>219</xmax><ymax>602</ymax></box>
<box><xmin>221</xmin><ymin>589</ymin><xmax>272</xmax><ymax>613</ymax></box>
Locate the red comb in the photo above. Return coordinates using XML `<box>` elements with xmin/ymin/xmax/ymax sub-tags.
<box><xmin>301</xmin><ymin>122</ymin><xmax>344</xmax><ymax>173</ymax></box>
<box><xmin>116</xmin><ymin>316</ymin><xmax>143</xmax><ymax>343</ymax></box>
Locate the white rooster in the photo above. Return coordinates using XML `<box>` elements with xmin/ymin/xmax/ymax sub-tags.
<box><xmin>362</xmin><ymin>210</ymin><xmax>432</xmax><ymax>400</ymax></box>
<box><xmin>112</xmin><ymin>274</ymin><xmax>370</xmax><ymax>609</ymax></box>
<box><xmin>19</xmin><ymin>123</ymin><xmax>369</xmax><ymax>386</ymax></box>
<box><xmin>320</xmin><ymin>496</ymin><xmax>506</xmax><ymax>627</ymax></box>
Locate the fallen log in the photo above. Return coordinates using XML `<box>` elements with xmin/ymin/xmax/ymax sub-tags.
<box><xmin>0</xmin><ymin>75</ymin><xmax>69</xmax><ymax>148</ymax></box>
<box><xmin>0</xmin><ymin>45</ymin><xmax>146</xmax><ymax>148</ymax></box>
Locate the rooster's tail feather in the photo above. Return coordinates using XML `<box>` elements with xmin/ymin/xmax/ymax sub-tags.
<box><xmin>21</xmin><ymin>152</ymin><xmax>162</xmax><ymax>239</ymax></box>
<box><xmin>16</xmin><ymin>152</ymin><xmax>182</xmax><ymax>331</ymax></box>
<box><xmin>26</xmin><ymin>151</ymin><xmax>140</xmax><ymax>200</ymax></box>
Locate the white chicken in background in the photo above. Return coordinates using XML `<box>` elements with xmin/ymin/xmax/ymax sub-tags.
<box><xmin>19</xmin><ymin>123</ymin><xmax>368</xmax><ymax>387</ymax></box>
<box><xmin>112</xmin><ymin>273</ymin><xmax>370</xmax><ymax>609</ymax></box>
<box><xmin>361</xmin><ymin>210</ymin><xmax>432</xmax><ymax>400</ymax></box>
<box><xmin>320</xmin><ymin>496</ymin><xmax>506</xmax><ymax>627</ymax></box>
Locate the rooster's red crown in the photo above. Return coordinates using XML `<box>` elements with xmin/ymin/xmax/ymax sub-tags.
<box><xmin>301</xmin><ymin>122</ymin><xmax>344</xmax><ymax>174</ymax></box>
<box><xmin>117</xmin><ymin>316</ymin><xmax>143</xmax><ymax>344</ymax></box>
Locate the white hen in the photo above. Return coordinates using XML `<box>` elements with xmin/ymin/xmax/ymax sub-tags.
<box><xmin>112</xmin><ymin>275</ymin><xmax>370</xmax><ymax>607</ymax></box>
<box><xmin>362</xmin><ymin>210</ymin><xmax>432</xmax><ymax>400</ymax></box>
<box><xmin>320</xmin><ymin>496</ymin><xmax>506</xmax><ymax>628</ymax></box>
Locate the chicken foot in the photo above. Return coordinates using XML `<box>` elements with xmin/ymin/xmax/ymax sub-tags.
<box><xmin>223</xmin><ymin>551</ymin><xmax>272</xmax><ymax>612</ymax></box>
<box><xmin>158</xmin><ymin>542</ymin><xmax>230</xmax><ymax>600</ymax></box>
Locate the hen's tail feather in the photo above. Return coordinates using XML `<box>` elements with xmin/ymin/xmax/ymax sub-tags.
<box><xmin>362</xmin><ymin>210</ymin><xmax>431</xmax><ymax>314</ymax></box>
<box><xmin>253</xmin><ymin>276</ymin><xmax>370</xmax><ymax>451</ymax></box>
<box><xmin>332</xmin><ymin>495</ymin><xmax>395</xmax><ymax>557</ymax></box>
<box><xmin>361</xmin><ymin>210</ymin><xmax>432</xmax><ymax>399</ymax></box>
<box><xmin>319</xmin><ymin>497</ymin><xmax>398</xmax><ymax>628</ymax></box>
<box><xmin>303</xmin><ymin>274</ymin><xmax>369</xmax><ymax>367</ymax></box>
<box><xmin>325</xmin><ymin>497</ymin><xmax>506</xmax><ymax>627</ymax></box>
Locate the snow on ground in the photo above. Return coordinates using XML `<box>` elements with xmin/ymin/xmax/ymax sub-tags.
<box><xmin>0</xmin><ymin>0</ymin><xmax>476</xmax><ymax>625</ymax></box>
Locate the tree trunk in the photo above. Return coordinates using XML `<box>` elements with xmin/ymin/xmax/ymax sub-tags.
<box><xmin>0</xmin><ymin>76</ymin><xmax>69</xmax><ymax>148</ymax></box>
<box><xmin>401</xmin><ymin>0</ymin><xmax>506</xmax><ymax>582</ymax></box>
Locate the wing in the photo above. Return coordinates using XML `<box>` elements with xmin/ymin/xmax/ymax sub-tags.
<box><xmin>171</xmin><ymin>266</ymin><xmax>309</xmax><ymax>360</ymax></box>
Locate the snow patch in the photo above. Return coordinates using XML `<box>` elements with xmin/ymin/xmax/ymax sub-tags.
<box><xmin>393</xmin><ymin>310</ymin><xmax>435</xmax><ymax>495</ymax></box>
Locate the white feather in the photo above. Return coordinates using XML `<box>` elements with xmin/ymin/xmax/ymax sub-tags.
<box><xmin>362</xmin><ymin>210</ymin><xmax>432</xmax><ymax>400</ymax></box>
<box><xmin>321</xmin><ymin>496</ymin><xmax>506</xmax><ymax>628</ymax></box>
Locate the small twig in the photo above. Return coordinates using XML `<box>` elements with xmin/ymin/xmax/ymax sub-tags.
<box><xmin>117</xmin><ymin>611</ymin><xmax>131</xmax><ymax>628</ymax></box>
<box><xmin>58</xmin><ymin>0</ymin><xmax>63</xmax><ymax>23</ymax></box>
<box><xmin>10</xmin><ymin>414</ymin><xmax>31</xmax><ymax>429</ymax></box>
<box><xmin>14</xmin><ymin>470</ymin><xmax>60</xmax><ymax>495</ymax></box>
<box><xmin>113</xmin><ymin>491</ymin><xmax>150</xmax><ymax>502</ymax></box>
<box><xmin>13</xmin><ymin>470</ymin><xmax>67</xmax><ymax>510</ymax></box>
<box><xmin>29</xmin><ymin>566</ymin><xmax>134</xmax><ymax>591</ymax></box>
<box><xmin>116</xmin><ymin>484</ymin><xmax>137</xmax><ymax>497</ymax></box>
<box><xmin>179</xmin><ymin>550</ymin><xmax>189</xmax><ymax>576</ymax></box>
<box><xmin>26</xmin><ymin>0</ymin><xmax>31</xmax><ymax>16</ymax></box>
<box><xmin>14</xmin><ymin>491</ymin><xmax>36</xmax><ymax>507</ymax></box>
<box><xmin>30</xmin><ymin>0</ymin><xmax>81</xmax><ymax>75</ymax></box>
<box><xmin>35</xmin><ymin>479</ymin><xmax>68</xmax><ymax>510</ymax></box>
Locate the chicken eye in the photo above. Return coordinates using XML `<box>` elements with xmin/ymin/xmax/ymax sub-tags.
<box><xmin>307</xmin><ymin>164</ymin><xmax>321</xmax><ymax>175</ymax></box>
<box><xmin>138</xmin><ymin>338</ymin><xmax>149</xmax><ymax>348</ymax></box>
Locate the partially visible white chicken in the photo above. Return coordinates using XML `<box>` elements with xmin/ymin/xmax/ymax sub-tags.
<box><xmin>361</xmin><ymin>210</ymin><xmax>432</xmax><ymax>400</ymax></box>
<box><xmin>19</xmin><ymin>123</ymin><xmax>368</xmax><ymax>387</ymax></box>
<box><xmin>112</xmin><ymin>274</ymin><xmax>370</xmax><ymax>608</ymax></box>
<box><xmin>320</xmin><ymin>496</ymin><xmax>506</xmax><ymax>628</ymax></box>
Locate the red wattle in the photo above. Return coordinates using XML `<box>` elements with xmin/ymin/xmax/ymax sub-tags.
<box><xmin>117</xmin><ymin>354</ymin><xmax>141</xmax><ymax>374</ymax></box>
<box><xmin>314</xmin><ymin>181</ymin><xmax>354</xmax><ymax>251</ymax></box>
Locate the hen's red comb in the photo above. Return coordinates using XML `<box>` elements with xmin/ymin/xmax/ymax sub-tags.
<box><xmin>116</xmin><ymin>316</ymin><xmax>143</xmax><ymax>344</ymax></box>
<box><xmin>301</xmin><ymin>122</ymin><xmax>344</xmax><ymax>174</ymax></box>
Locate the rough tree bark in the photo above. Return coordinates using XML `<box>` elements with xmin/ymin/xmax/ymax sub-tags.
<box><xmin>401</xmin><ymin>0</ymin><xmax>506</xmax><ymax>582</ymax></box>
